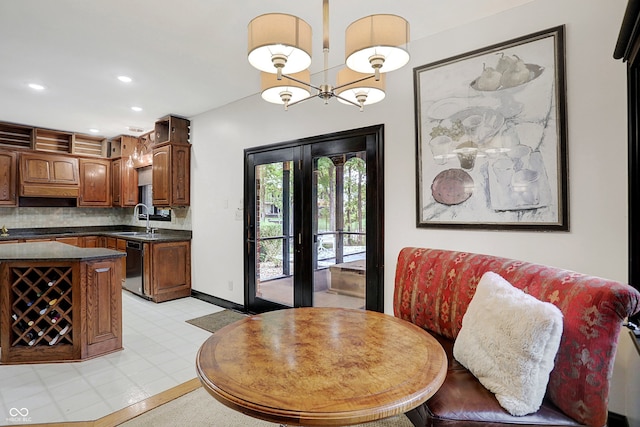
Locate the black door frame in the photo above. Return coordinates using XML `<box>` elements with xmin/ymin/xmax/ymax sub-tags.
<box><xmin>243</xmin><ymin>124</ymin><xmax>385</xmax><ymax>313</ymax></box>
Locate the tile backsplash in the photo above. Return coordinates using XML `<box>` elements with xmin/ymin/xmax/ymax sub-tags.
<box><xmin>0</xmin><ymin>207</ymin><xmax>192</xmax><ymax>231</ymax></box>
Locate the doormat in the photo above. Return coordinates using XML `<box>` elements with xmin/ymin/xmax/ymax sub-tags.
<box><xmin>186</xmin><ymin>309</ymin><xmax>247</xmax><ymax>333</ymax></box>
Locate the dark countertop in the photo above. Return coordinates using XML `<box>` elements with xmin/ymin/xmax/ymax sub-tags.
<box><xmin>0</xmin><ymin>225</ymin><xmax>192</xmax><ymax>243</ymax></box>
<box><xmin>0</xmin><ymin>241</ymin><xmax>126</xmax><ymax>262</ymax></box>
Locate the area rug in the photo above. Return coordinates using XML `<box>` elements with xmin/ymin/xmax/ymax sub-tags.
<box><xmin>120</xmin><ymin>386</ymin><xmax>414</xmax><ymax>427</ymax></box>
<box><xmin>186</xmin><ymin>309</ymin><xmax>248</xmax><ymax>333</ymax></box>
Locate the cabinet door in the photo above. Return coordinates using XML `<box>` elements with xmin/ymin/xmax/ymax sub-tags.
<box><xmin>112</xmin><ymin>158</ymin><xmax>139</xmax><ymax>207</ymax></box>
<box><xmin>122</xmin><ymin>161</ymin><xmax>138</xmax><ymax>206</ymax></box>
<box><xmin>150</xmin><ymin>241</ymin><xmax>191</xmax><ymax>302</ymax></box>
<box><xmin>171</xmin><ymin>145</ymin><xmax>190</xmax><ymax>206</ymax></box>
<box><xmin>79</xmin><ymin>158</ymin><xmax>111</xmax><ymax>207</ymax></box>
<box><xmin>111</xmin><ymin>159</ymin><xmax>122</xmax><ymax>206</ymax></box>
<box><xmin>152</xmin><ymin>146</ymin><xmax>171</xmax><ymax>206</ymax></box>
<box><xmin>84</xmin><ymin>259</ymin><xmax>122</xmax><ymax>358</ymax></box>
<box><xmin>0</xmin><ymin>150</ymin><xmax>17</xmax><ymax>206</ymax></box>
<box><xmin>83</xmin><ymin>236</ymin><xmax>99</xmax><ymax>248</ymax></box>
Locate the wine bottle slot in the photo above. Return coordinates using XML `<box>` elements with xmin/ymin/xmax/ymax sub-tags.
<box><xmin>12</xmin><ymin>314</ymin><xmax>30</xmax><ymax>333</ymax></box>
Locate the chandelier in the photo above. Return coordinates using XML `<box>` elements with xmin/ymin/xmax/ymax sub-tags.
<box><xmin>247</xmin><ymin>0</ymin><xmax>410</xmax><ymax>111</ymax></box>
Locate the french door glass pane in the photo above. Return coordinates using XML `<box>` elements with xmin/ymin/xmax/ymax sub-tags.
<box><xmin>254</xmin><ymin>161</ymin><xmax>294</xmax><ymax>307</ymax></box>
<box><xmin>313</xmin><ymin>153</ymin><xmax>366</xmax><ymax>309</ymax></box>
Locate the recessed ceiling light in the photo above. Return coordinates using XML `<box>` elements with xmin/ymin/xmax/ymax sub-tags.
<box><xmin>89</xmin><ymin>128</ymin><xmax>100</xmax><ymax>133</ymax></box>
<box><xmin>28</xmin><ymin>83</ymin><xmax>45</xmax><ymax>90</ymax></box>
<box><xmin>131</xmin><ymin>106</ymin><xmax>143</xmax><ymax>112</ymax></box>
<box><xmin>118</xmin><ymin>76</ymin><xmax>132</xmax><ymax>83</ymax></box>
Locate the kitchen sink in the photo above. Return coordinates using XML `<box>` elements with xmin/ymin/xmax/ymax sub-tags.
<box><xmin>111</xmin><ymin>231</ymin><xmax>161</xmax><ymax>239</ymax></box>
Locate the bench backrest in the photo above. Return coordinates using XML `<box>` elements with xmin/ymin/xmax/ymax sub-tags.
<box><xmin>393</xmin><ymin>247</ymin><xmax>640</xmax><ymax>427</ymax></box>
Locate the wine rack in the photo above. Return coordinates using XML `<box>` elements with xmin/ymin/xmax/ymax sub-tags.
<box><xmin>9</xmin><ymin>266</ymin><xmax>73</xmax><ymax>348</ymax></box>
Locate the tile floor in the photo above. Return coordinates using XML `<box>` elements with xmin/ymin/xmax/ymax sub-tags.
<box><xmin>0</xmin><ymin>291</ymin><xmax>222</xmax><ymax>425</ymax></box>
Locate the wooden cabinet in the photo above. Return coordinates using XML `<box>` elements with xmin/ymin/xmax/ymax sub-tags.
<box><xmin>0</xmin><ymin>253</ymin><xmax>123</xmax><ymax>364</ymax></box>
<box><xmin>19</xmin><ymin>152</ymin><xmax>79</xmax><ymax>198</ymax></box>
<box><xmin>79</xmin><ymin>158</ymin><xmax>111</xmax><ymax>207</ymax></box>
<box><xmin>55</xmin><ymin>236</ymin><xmax>81</xmax><ymax>247</ymax></box>
<box><xmin>83</xmin><ymin>259</ymin><xmax>122</xmax><ymax>359</ymax></box>
<box><xmin>112</xmin><ymin>158</ymin><xmax>138</xmax><ymax>207</ymax></box>
<box><xmin>83</xmin><ymin>236</ymin><xmax>99</xmax><ymax>248</ymax></box>
<box><xmin>145</xmin><ymin>240</ymin><xmax>191</xmax><ymax>303</ymax></box>
<box><xmin>154</xmin><ymin>115</ymin><xmax>189</xmax><ymax>146</ymax></box>
<box><xmin>0</xmin><ymin>150</ymin><xmax>17</xmax><ymax>206</ymax></box>
<box><xmin>152</xmin><ymin>144</ymin><xmax>190</xmax><ymax>207</ymax></box>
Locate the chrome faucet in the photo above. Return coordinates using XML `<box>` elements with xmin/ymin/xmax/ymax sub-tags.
<box><xmin>134</xmin><ymin>203</ymin><xmax>151</xmax><ymax>233</ymax></box>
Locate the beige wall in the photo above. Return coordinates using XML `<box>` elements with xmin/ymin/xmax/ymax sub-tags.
<box><xmin>189</xmin><ymin>0</ymin><xmax>637</xmax><ymax>423</ymax></box>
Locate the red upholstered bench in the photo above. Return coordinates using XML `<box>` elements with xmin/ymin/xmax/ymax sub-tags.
<box><xmin>393</xmin><ymin>247</ymin><xmax>640</xmax><ymax>427</ymax></box>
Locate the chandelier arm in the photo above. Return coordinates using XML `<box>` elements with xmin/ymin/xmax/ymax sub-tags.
<box><xmin>286</xmin><ymin>92</ymin><xmax>320</xmax><ymax>108</ymax></box>
<box><xmin>282</xmin><ymin>74</ymin><xmax>322</xmax><ymax>92</ymax></box>
<box><xmin>332</xmin><ymin>73</ymin><xmax>376</xmax><ymax>92</ymax></box>
<box><xmin>334</xmin><ymin>93</ymin><xmax>362</xmax><ymax>108</ymax></box>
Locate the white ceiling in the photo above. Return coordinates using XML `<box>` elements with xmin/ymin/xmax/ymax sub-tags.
<box><xmin>0</xmin><ymin>0</ymin><xmax>533</xmax><ymax>138</ymax></box>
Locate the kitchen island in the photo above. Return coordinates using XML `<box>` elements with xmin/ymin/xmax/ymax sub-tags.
<box><xmin>0</xmin><ymin>241</ymin><xmax>125</xmax><ymax>364</ymax></box>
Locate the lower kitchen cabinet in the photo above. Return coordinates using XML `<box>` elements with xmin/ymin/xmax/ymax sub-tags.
<box><xmin>144</xmin><ymin>240</ymin><xmax>191</xmax><ymax>303</ymax></box>
<box><xmin>84</xmin><ymin>259</ymin><xmax>122</xmax><ymax>359</ymax></box>
<box><xmin>0</xmin><ymin>251</ymin><xmax>124</xmax><ymax>364</ymax></box>
<box><xmin>83</xmin><ymin>236</ymin><xmax>99</xmax><ymax>248</ymax></box>
<box><xmin>55</xmin><ymin>236</ymin><xmax>81</xmax><ymax>247</ymax></box>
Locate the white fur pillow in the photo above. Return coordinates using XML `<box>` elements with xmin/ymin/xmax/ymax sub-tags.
<box><xmin>453</xmin><ymin>271</ymin><xmax>563</xmax><ymax>416</ymax></box>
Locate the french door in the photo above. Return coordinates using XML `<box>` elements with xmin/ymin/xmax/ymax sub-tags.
<box><xmin>244</xmin><ymin>125</ymin><xmax>384</xmax><ymax>313</ymax></box>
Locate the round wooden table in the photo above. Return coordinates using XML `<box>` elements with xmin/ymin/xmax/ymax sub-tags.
<box><xmin>196</xmin><ymin>307</ymin><xmax>447</xmax><ymax>426</ymax></box>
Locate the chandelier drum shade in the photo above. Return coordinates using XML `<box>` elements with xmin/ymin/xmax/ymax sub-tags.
<box><xmin>261</xmin><ymin>70</ymin><xmax>312</xmax><ymax>107</ymax></box>
<box><xmin>247</xmin><ymin>0</ymin><xmax>410</xmax><ymax>111</ymax></box>
<box><xmin>335</xmin><ymin>68</ymin><xmax>385</xmax><ymax>108</ymax></box>
<box><xmin>345</xmin><ymin>14</ymin><xmax>410</xmax><ymax>76</ymax></box>
<box><xmin>248</xmin><ymin>14</ymin><xmax>312</xmax><ymax>76</ymax></box>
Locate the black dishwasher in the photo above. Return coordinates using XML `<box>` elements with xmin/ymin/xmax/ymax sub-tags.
<box><xmin>124</xmin><ymin>240</ymin><xmax>147</xmax><ymax>298</ymax></box>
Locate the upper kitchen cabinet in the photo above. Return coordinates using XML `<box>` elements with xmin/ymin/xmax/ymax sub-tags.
<box><xmin>79</xmin><ymin>158</ymin><xmax>111</xmax><ymax>207</ymax></box>
<box><xmin>152</xmin><ymin>144</ymin><xmax>190</xmax><ymax>207</ymax></box>
<box><xmin>152</xmin><ymin>116</ymin><xmax>190</xmax><ymax>207</ymax></box>
<box><xmin>109</xmin><ymin>135</ymin><xmax>137</xmax><ymax>159</ymax></box>
<box><xmin>0</xmin><ymin>150</ymin><xmax>17</xmax><ymax>206</ymax></box>
<box><xmin>0</xmin><ymin>122</ymin><xmax>33</xmax><ymax>151</ymax></box>
<box><xmin>0</xmin><ymin>121</ymin><xmax>108</xmax><ymax>157</ymax></box>
<box><xmin>154</xmin><ymin>115</ymin><xmax>189</xmax><ymax>146</ymax></box>
<box><xmin>34</xmin><ymin>129</ymin><xmax>73</xmax><ymax>153</ymax></box>
<box><xmin>112</xmin><ymin>158</ymin><xmax>138</xmax><ymax>207</ymax></box>
<box><xmin>72</xmin><ymin>133</ymin><xmax>108</xmax><ymax>158</ymax></box>
<box><xmin>19</xmin><ymin>152</ymin><xmax>79</xmax><ymax>198</ymax></box>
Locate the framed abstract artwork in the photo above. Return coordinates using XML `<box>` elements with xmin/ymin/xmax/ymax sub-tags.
<box><xmin>414</xmin><ymin>26</ymin><xmax>568</xmax><ymax>230</ymax></box>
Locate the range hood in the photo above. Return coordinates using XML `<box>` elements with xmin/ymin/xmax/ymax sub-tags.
<box><xmin>19</xmin><ymin>152</ymin><xmax>80</xmax><ymax>200</ymax></box>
